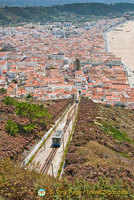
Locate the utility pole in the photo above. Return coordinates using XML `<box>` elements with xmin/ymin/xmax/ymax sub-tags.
<box><xmin>51</xmin><ymin>163</ymin><xmax>54</xmax><ymax>176</ymax></box>
<box><xmin>62</xmin><ymin>116</ymin><xmax>64</xmax><ymax>125</ymax></box>
<box><xmin>44</xmin><ymin>142</ymin><xmax>46</xmax><ymax>150</ymax></box>
<box><xmin>63</xmin><ymin>131</ymin><xmax>64</xmax><ymax>151</ymax></box>
<box><xmin>70</xmin><ymin>122</ymin><xmax>72</xmax><ymax>135</ymax></box>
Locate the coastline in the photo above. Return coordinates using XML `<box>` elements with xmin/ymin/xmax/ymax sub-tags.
<box><xmin>104</xmin><ymin>20</ymin><xmax>134</xmax><ymax>88</ymax></box>
<box><xmin>103</xmin><ymin>19</ymin><xmax>126</xmax><ymax>52</ymax></box>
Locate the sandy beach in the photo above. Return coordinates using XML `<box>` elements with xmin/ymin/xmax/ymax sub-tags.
<box><xmin>107</xmin><ymin>21</ymin><xmax>134</xmax><ymax>72</ymax></box>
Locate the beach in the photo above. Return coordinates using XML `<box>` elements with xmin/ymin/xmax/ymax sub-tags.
<box><xmin>107</xmin><ymin>20</ymin><xmax>134</xmax><ymax>72</ymax></box>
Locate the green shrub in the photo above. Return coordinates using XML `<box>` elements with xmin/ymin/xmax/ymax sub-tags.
<box><xmin>26</xmin><ymin>93</ymin><xmax>33</xmax><ymax>99</ymax></box>
<box><xmin>5</xmin><ymin>120</ymin><xmax>18</xmax><ymax>137</ymax></box>
<box><xmin>0</xmin><ymin>88</ymin><xmax>7</xmax><ymax>95</ymax></box>
<box><xmin>16</xmin><ymin>102</ymin><xmax>37</xmax><ymax>123</ymax></box>
<box><xmin>12</xmin><ymin>79</ymin><xmax>18</xmax><ymax>84</ymax></box>
<box><xmin>4</xmin><ymin>96</ymin><xmax>17</xmax><ymax>106</ymax></box>
<box><xmin>23</xmin><ymin>124</ymin><xmax>35</xmax><ymax>134</ymax></box>
<box><xmin>74</xmin><ymin>58</ymin><xmax>81</xmax><ymax>71</ymax></box>
<box><xmin>16</xmin><ymin>102</ymin><xmax>52</xmax><ymax>127</ymax></box>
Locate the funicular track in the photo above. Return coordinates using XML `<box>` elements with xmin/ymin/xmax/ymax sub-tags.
<box><xmin>40</xmin><ymin>148</ymin><xmax>57</xmax><ymax>173</ymax></box>
<box><xmin>40</xmin><ymin>104</ymin><xmax>76</xmax><ymax>174</ymax></box>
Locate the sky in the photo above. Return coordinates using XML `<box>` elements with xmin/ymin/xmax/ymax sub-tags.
<box><xmin>0</xmin><ymin>0</ymin><xmax>134</xmax><ymax>7</ymax></box>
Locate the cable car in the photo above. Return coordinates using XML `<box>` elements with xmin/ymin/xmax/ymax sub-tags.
<box><xmin>52</xmin><ymin>130</ymin><xmax>63</xmax><ymax>147</ymax></box>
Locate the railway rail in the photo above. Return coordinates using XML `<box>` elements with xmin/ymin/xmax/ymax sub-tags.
<box><xmin>40</xmin><ymin>104</ymin><xmax>76</xmax><ymax>174</ymax></box>
<box><xmin>63</xmin><ymin>105</ymin><xmax>76</xmax><ymax>132</ymax></box>
<box><xmin>40</xmin><ymin>148</ymin><xmax>57</xmax><ymax>173</ymax></box>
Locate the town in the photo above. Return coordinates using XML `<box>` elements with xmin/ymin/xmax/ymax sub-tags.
<box><xmin>0</xmin><ymin>2</ymin><xmax>134</xmax><ymax>198</ymax></box>
<box><xmin>0</xmin><ymin>17</ymin><xmax>134</xmax><ymax>108</ymax></box>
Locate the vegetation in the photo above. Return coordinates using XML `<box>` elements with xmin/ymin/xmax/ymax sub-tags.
<box><xmin>12</xmin><ymin>79</ymin><xmax>18</xmax><ymax>84</ymax></box>
<box><xmin>0</xmin><ymin>88</ymin><xmax>7</xmax><ymax>95</ymax></box>
<box><xmin>1</xmin><ymin>97</ymin><xmax>134</xmax><ymax>199</ymax></box>
<box><xmin>16</xmin><ymin>102</ymin><xmax>52</xmax><ymax>125</ymax></box>
<box><xmin>16</xmin><ymin>102</ymin><xmax>38</xmax><ymax>123</ymax></box>
<box><xmin>17</xmin><ymin>123</ymin><xmax>35</xmax><ymax>135</ymax></box>
<box><xmin>0</xmin><ymin>158</ymin><xmax>133</xmax><ymax>200</ymax></box>
<box><xmin>98</xmin><ymin>103</ymin><xmax>134</xmax><ymax>143</ymax></box>
<box><xmin>101</xmin><ymin>122</ymin><xmax>134</xmax><ymax>145</ymax></box>
<box><xmin>26</xmin><ymin>93</ymin><xmax>33</xmax><ymax>99</ymax></box>
<box><xmin>0</xmin><ymin>97</ymin><xmax>73</xmax><ymax>159</ymax></box>
<box><xmin>1</xmin><ymin>3</ymin><xmax>134</xmax><ymax>25</ymax></box>
<box><xmin>3</xmin><ymin>97</ymin><xmax>52</xmax><ymax>137</ymax></box>
<box><xmin>4</xmin><ymin>96</ymin><xmax>18</xmax><ymax>106</ymax></box>
<box><xmin>5</xmin><ymin>119</ymin><xmax>18</xmax><ymax>136</ymax></box>
<box><xmin>64</xmin><ymin>98</ymin><xmax>134</xmax><ymax>192</ymax></box>
<box><xmin>4</xmin><ymin>97</ymin><xmax>52</xmax><ymax>126</ymax></box>
<box><xmin>74</xmin><ymin>58</ymin><xmax>81</xmax><ymax>71</ymax></box>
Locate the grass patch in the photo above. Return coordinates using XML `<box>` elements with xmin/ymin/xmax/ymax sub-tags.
<box><xmin>101</xmin><ymin>121</ymin><xmax>134</xmax><ymax>145</ymax></box>
<box><xmin>115</xmin><ymin>151</ymin><xmax>130</xmax><ymax>158</ymax></box>
<box><xmin>76</xmin><ymin>140</ymin><xmax>133</xmax><ymax>174</ymax></box>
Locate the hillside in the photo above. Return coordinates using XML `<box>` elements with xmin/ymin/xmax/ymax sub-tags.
<box><xmin>0</xmin><ymin>97</ymin><xmax>134</xmax><ymax>199</ymax></box>
<box><xmin>63</xmin><ymin>98</ymin><xmax>134</xmax><ymax>188</ymax></box>
<box><xmin>0</xmin><ymin>0</ymin><xmax>134</xmax><ymax>7</ymax></box>
<box><xmin>0</xmin><ymin>158</ymin><xmax>133</xmax><ymax>200</ymax></box>
<box><xmin>0</xmin><ymin>97</ymin><xmax>72</xmax><ymax>160</ymax></box>
<box><xmin>1</xmin><ymin>3</ymin><xmax>134</xmax><ymax>25</ymax></box>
